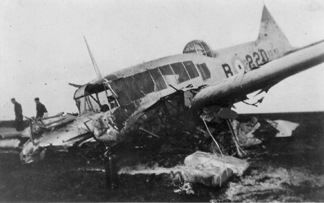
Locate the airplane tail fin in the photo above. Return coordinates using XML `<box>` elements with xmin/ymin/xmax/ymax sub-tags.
<box><xmin>258</xmin><ymin>6</ymin><xmax>292</xmax><ymax>51</ymax></box>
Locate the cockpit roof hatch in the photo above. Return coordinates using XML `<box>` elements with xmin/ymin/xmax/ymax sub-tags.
<box><xmin>183</xmin><ymin>40</ymin><xmax>216</xmax><ymax>57</ymax></box>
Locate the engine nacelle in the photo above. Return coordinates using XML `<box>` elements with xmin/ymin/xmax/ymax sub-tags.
<box><xmin>183</xmin><ymin>40</ymin><xmax>216</xmax><ymax>57</ymax></box>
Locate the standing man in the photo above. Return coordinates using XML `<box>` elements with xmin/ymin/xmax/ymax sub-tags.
<box><xmin>11</xmin><ymin>98</ymin><xmax>24</xmax><ymax>131</ymax></box>
<box><xmin>35</xmin><ymin>97</ymin><xmax>48</xmax><ymax>119</ymax></box>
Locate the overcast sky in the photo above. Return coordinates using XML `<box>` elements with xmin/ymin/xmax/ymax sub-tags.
<box><xmin>1</xmin><ymin>0</ymin><xmax>324</xmax><ymax>120</ymax></box>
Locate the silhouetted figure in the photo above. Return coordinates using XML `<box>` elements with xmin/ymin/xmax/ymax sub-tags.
<box><xmin>11</xmin><ymin>98</ymin><xmax>24</xmax><ymax>131</ymax></box>
<box><xmin>34</xmin><ymin>97</ymin><xmax>48</xmax><ymax>119</ymax></box>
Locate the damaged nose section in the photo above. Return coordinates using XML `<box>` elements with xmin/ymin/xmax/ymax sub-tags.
<box><xmin>89</xmin><ymin>114</ymin><xmax>120</xmax><ymax>143</ymax></box>
<box><xmin>20</xmin><ymin>120</ymin><xmax>45</xmax><ymax>164</ymax></box>
<box><xmin>20</xmin><ymin>140</ymin><xmax>46</xmax><ymax>164</ymax></box>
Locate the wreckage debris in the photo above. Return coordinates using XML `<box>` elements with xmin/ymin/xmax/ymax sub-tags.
<box><xmin>231</xmin><ymin>117</ymin><xmax>300</xmax><ymax>148</ymax></box>
<box><xmin>119</xmin><ymin>150</ymin><xmax>248</xmax><ymax>187</ymax></box>
<box><xmin>184</xmin><ymin>151</ymin><xmax>249</xmax><ymax>176</ymax></box>
<box><xmin>170</xmin><ymin>151</ymin><xmax>248</xmax><ymax>188</ymax></box>
<box><xmin>231</xmin><ymin>118</ymin><xmax>262</xmax><ymax>147</ymax></box>
<box><xmin>0</xmin><ymin>108</ymin><xmax>300</xmax><ymax>169</ymax></box>
<box><xmin>266</xmin><ymin>119</ymin><xmax>299</xmax><ymax>137</ymax></box>
<box><xmin>0</xmin><ymin>139</ymin><xmax>21</xmax><ymax>149</ymax></box>
<box><xmin>174</xmin><ymin>182</ymin><xmax>195</xmax><ymax>195</ymax></box>
<box><xmin>19</xmin><ymin>112</ymin><xmax>96</xmax><ymax>164</ymax></box>
<box><xmin>8</xmin><ymin>81</ymin><xmax>296</xmax><ymax>166</ymax></box>
<box><xmin>171</xmin><ymin>166</ymin><xmax>233</xmax><ymax>188</ymax></box>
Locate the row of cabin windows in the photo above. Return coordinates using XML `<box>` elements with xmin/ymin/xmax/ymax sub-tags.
<box><xmin>110</xmin><ymin>61</ymin><xmax>211</xmax><ymax>106</ymax></box>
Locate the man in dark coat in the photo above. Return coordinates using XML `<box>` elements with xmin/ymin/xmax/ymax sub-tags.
<box><xmin>35</xmin><ymin>97</ymin><xmax>48</xmax><ymax>119</ymax></box>
<box><xmin>11</xmin><ymin>98</ymin><xmax>24</xmax><ymax>131</ymax></box>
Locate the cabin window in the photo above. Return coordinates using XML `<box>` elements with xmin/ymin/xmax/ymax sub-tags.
<box><xmin>74</xmin><ymin>83</ymin><xmax>120</xmax><ymax>114</ymax></box>
<box><xmin>110</xmin><ymin>79</ymin><xmax>132</xmax><ymax>106</ymax></box>
<box><xmin>170</xmin><ymin>62</ymin><xmax>190</xmax><ymax>83</ymax></box>
<box><xmin>75</xmin><ymin>99</ymin><xmax>81</xmax><ymax>111</ymax></box>
<box><xmin>97</xmin><ymin>91</ymin><xmax>109</xmax><ymax>107</ymax></box>
<box><xmin>122</xmin><ymin>77</ymin><xmax>143</xmax><ymax>101</ymax></box>
<box><xmin>197</xmin><ymin>63</ymin><xmax>211</xmax><ymax>80</ymax></box>
<box><xmin>133</xmin><ymin>72</ymin><xmax>155</xmax><ymax>94</ymax></box>
<box><xmin>183</xmin><ymin>61</ymin><xmax>199</xmax><ymax>79</ymax></box>
<box><xmin>75</xmin><ymin>96</ymin><xmax>101</xmax><ymax>113</ymax></box>
<box><xmin>85</xmin><ymin>95</ymin><xmax>101</xmax><ymax>113</ymax></box>
<box><xmin>76</xmin><ymin>97</ymin><xmax>86</xmax><ymax>113</ymax></box>
<box><xmin>159</xmin><ymin>65</ymin><xmax>178</xmax><ymax>86</ymax></box>
<box><xmin>96</xmin><ymin>91</ymin><xmax>117</xmax><ymax>111</ymax></box>
<box><xmin>148</xmin><ymin>68</ymin><xmax>167</xmax><ymax>91</ymax></box>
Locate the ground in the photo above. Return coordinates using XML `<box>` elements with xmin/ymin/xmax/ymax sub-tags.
<box><xmin>0</xmin><ymin>112</ymin><xmax>323</xmax><ymax>202</ymax></box>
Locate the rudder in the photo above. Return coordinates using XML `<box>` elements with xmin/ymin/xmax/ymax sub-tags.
<box><xmin>258</xmin><ymin>6</ymin><xmax>292</xmax><ymax>51</ymax></box>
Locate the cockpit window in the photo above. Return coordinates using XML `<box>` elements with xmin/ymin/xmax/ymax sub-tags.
<box><xmin>197</xmin><ymin>63</ymin><xmax>211</xmax><ymax>80</ymax></box>
<box><xmin>159</xmin><ymin>65</ymin><xmax>178</xmax><ymax>86</ymax></box>
<box><xmin>170</xmin><ymin>62</ymin><xmax>190</xmax><ymax>83</ymax></box>
<box><xmin>122</xmin><ymin>76</ymin><xmax>144</xmax><ymax>101</ymax></box>
<box><xmin>76</xmin><ymin>97</ymin><xmax>86</xmax><ymax>113</ymax></box>
<box><xmin>110</xmin><ymin>79</ymin><xmax>132</xmax><ymax>106</ymax></box>
<box><xmin>148</xmin><ymin>68</ymin><xmax>167</xmax><ymax>91</ymax></box>
<box><xmin>86</xmin><ymin>95</ymin><xmax>101</xmax><ymax>112</ymax></box>
<box><xmin>74</xmin><ymin>83</ymin><xmax>120</xmax><ymax>114</ymax></box>
<box><xmin>133</xmin><ymin>72</ymin><xmax>155</xmax><ymax>94</ymax></box>
<box><xmin>183</xmin><ymin>61</ymin><xmax>199</xmax><ymax>79</ymax></box>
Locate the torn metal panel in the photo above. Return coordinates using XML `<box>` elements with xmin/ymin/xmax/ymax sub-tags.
<box><xmin>171</xmin><ymin>151</ymin><xmax>248</xmax><ymax>187</ymax></box>
<box><xmin>0</xmin><ymin>126</ymin><xmax>31</xmax><ymax>140</ymax></box>
<box><xmin>171</xmin><ymin>166</ymin><xmax>233</xmax><ymax>187</ymax></box>
<box><xmin>184</xmin><ymin>91</ymin><xmax>194</xmax><ymax>107</ymax></box>
<box><xmin>231</xmin><ymin>118</ymin><xmax>262</xmax><ymax>147</ymax></box>
<box><xmin>184</xmin><ymin>151</ymin><xmax>249</xmax><ymax>176</ymax></box>
<box><xmin>19</xmin><ymin>112</ymin><xmax>92</xmax><ymax>164</ymax></box>
<box><xmin>266</xmin><ymin>119</ymin><xmax>299</xmax><ymax>137</ymax></box>
<box><xmin>0</xmin><ymin>139</ymin><xmax>21</xmax><ymax>149</ymax></box>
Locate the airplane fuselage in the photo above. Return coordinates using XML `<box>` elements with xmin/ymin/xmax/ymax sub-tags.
<box><xmin>72</xmin><ymin>7</ymin><xmax>298</xmax><ymax>143</ymax></box>
<box><xmin>19</xmin><ymin>6</ymin><xmax>324</xmax><ymax>163</ymax></box>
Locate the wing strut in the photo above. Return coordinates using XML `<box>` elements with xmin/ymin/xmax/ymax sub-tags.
<box><xmin>84</xmin><ymin>36</ymin><xmax>102</xmax><ymax>79</ymax></box>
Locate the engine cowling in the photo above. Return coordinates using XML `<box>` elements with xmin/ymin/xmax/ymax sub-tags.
<box><xmin>183</xmin><ymin>40</ymin><xmax>216</xmax><ymax>57</ymax></box>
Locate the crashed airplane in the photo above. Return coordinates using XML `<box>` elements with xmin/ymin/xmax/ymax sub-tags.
<box><xmin>20</xmin><ymin>5</ymin><xmax>324</xmax><ymax>169</ymax></box>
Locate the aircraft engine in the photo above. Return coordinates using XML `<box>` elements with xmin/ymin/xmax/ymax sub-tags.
<box><xmin>183</xmin><ymin>40</ymin><xmax>216</xmax><ymax>57</ymax></box>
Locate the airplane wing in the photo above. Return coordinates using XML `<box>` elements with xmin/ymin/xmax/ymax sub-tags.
<box><xmin>191</xmin><ymin>40</ymin><xmax>324</xmax><ymax>108</ymax></box>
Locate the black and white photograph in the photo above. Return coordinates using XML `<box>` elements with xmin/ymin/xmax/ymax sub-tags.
<box><xmin>0</xmin><ymin>0</ymin><xmax>324</xmax><ymax>201</ymax></box>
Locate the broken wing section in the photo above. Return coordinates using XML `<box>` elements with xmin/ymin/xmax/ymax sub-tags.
<box><xmin>191</xmin><ymin>41</ymin><xmax>324</xmax><ymax>108</ymax></box>
<box><xmin>20</xmin><ymin>113</ymin><xmax>93</xmax><ymax>164</ymax></box>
